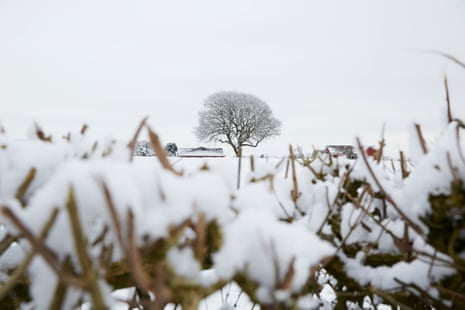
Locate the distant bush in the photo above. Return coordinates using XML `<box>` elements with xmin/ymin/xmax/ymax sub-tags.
<box><xmin>135</xmin><ymin>140</ymin><xmax>154</xmax><ymax>156</ymax></box>
<box><xmin>164</xmin><ymin>142</ymin><xmax>178</xmax><ymax>157</ymax></box>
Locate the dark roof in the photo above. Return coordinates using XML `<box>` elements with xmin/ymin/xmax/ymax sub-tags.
<box><xmin>177</xmin><ymin>147</ymin><xmax>225</xmax><ymax>157</ymax></box>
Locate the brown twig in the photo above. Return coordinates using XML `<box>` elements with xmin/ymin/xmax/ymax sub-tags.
<box><xmin>193</xmin><ymin>212</ymin><xmax>207</xmax><ymax>262</ymax></box>
<box><xmin>414</xmin><ymin>124</ymin><xmax>428</xmax><ymax>154</ymax></box>
<box><xmin>126</xmin><ymin>209</ymin><xmax>151</xmax><ymax>292</ymax></box>
<box><xmin>66</xmin><ymin>188</ymin><xmax>106</xmax><ymax>308</ymax></box>
<box><xmin>394</xmin><ymin>278</ymin><xmax>448</xmax><ymax>309</ymax></box>
<box><xmin>356</xmin><ymin>138</ymin><xmax>424</xmax><ymax>236</ymax></box>
<box><xmin>446</xmin><ymin>152</ymin><xmax>459</xmax><ymax>182</ymax></box>
<box><xmin>376</xmin><ymin>123</ymin><xmax>386</xmax><ymax>163</ymax></box>
<box><xmin>455</xmin><ymin>125</ymin><xmax>465</xmax><ymax>165</ymax></box>
<box><xmin>444</xmin><ymin>75</ymin><xmax>452</xmax><ymax>123</ymax></box>
<box><xmin>284</xmin><ymin>157</ymin><xmax>290</xmax><ymax>179</ymax></box>
<box><xmin>0</xmin><ymin>234</ymin><xmax>16</xmax><ymax>256</ymax></box>
<box><xmin>289</xmin><ymin>145</ymin><xmax>299</xmax><ymax>205</ymax></box>
<box><xmin>433</xmin><ymin>284</ymin><xmax>465</xmax><ymax>304</ymax></box>
<box><xmin>431</xmin><ymin>51</ymin><xmax>465</xmax><ymax>70</ymax></box>
<box><xmin>100</xmin><ymin>180</ymin><xmax>126</xmax><ymax>251</ymax></box>
<box><xmin>34</xmin><ymin>122</ymin><xmax>53</xmax><ymax>143</ymax></box>
<box><xmin>127</xmin><ymin>116</ymin><xmax>148</xmax><ymax>162</ymax></box>
<box><xmin>399</xmin><ymin>151</ymin><xmax>409</xmax><ymax>179</ymax></box>
<box><xmin>1</xmin><ymin>206</ymin><xmax>85</xmax><ymax>288</ymax></box>
<box><xmin>369</xmin><ymin>286</ymin><xmax>416</xmax><ymax>310</ymax></box>
<box><xmin>80</xmin><ymin>124</ymin><xmax>88</xmax><ymax>136</ymax></box>
<box><xmin>15</xmin><ymin>167</ymin><xmax>36</xmax><ymax>207</ymax></box>
<box><xmin>147</xmin><ymin>126</ymin><xmax>183</xmax><ymax>176</ymax></box>
<box><xmin>0</xmin><ymin>207</ymin><xmax>59</xmax><ymax>299</ymax></box>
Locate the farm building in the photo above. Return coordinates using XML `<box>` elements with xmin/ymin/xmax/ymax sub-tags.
<box><xmin>177</xmin><ymin>147</ymin><xmax>225</xmax><ymax>158</ymax></box>
<box><xmin>324</xmin><ymin>145</ymin><xmax>357</xmax><ymax>159</ymax></box>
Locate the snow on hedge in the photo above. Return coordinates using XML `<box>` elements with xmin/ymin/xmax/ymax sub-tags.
<box><xmin>0</xmin><ymin>120</ymin><xmax>464</xmax><ymax>309</ymax></box>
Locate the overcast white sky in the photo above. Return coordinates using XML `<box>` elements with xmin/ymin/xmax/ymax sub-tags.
<box><xmin>1</xmin><ymin>0</ymin><xmax>465</xmax><ymax>156</ymax></box>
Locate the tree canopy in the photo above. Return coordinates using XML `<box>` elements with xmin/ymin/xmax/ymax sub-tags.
<box><xmin>194</xmin><ymin>91</ymin><xmax>281</xmax><ymax>156</ymax></box>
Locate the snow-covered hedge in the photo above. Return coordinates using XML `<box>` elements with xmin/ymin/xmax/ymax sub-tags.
<box><xmin>0</xmin><ymin>119</ymin><xmax>464</xmax><ymax>309</ymax></box>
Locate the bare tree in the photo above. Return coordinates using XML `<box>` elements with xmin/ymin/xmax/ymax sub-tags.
<box><xmin>194</xmin><ymin>91</ymin><xmax>281</xmax><ymax>156</ymax></box>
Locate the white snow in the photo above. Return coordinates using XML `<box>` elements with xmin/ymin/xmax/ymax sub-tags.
<box><xmin>0</xmin><ymin>120</ymin><xmax>464</xmax><ymax>308</ymax></box>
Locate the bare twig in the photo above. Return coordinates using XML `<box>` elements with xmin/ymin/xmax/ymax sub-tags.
<box><xmin>50</xmin><ymin>280</ymin><xmax>67</xmax><ymax>310</ymax></box>
<box><xmin>249</xmin><ymin>155</ymin><xmax>255</xmax><ymax>172</ymax></box>
<box><xmin>356</xmin><ymin>138</ymin><xmax>424</xmax><ymax>236</ymax></box>
<box><xmin>127</xmin><ymin>116</ymin><xmax>148</xmax><ymax>162</ymax></box>
<box><xmin>289</xmin><ymin>145</ymin><xmax>299</xmax><ymax>205</ymax></box>
<box><xmin>414</xmin><ymin>123</ymin><xmax>428</xmax><ymax>154</ymax></box>
<box><xmin>15</xmin><ymin>167</ymin><xmax>36</xmax><ymax>207</ymax></box>
<box><xmin>193</xmin><ymin>212</ymin><xmax>207</xmax><ymax>262</ymax></box>
<box><xmin>455</xmin><ymin>125</ymin><xmax>465</xmax><ymax>165</ymax></box>
<box><xmin>433</xmin><ymin>284</ymin><xmax>465</xmax><ymax>304</ymax></box>
<box><xmin>284</xmin><ymin>157</ymin><xmax>290</xmax><ymax>179</ymax></box>
<box><xmin>126</xmin><ymin>209</ymin><xmax>151</xmax><ymax>292</ymax></box>
<box><xmin>376</xmin><ymin>123</ymin><xmax>386</xmax><ymax>163</ymax></box>
<box><xmin>80</xmin><ymin>124</ymin><xmax>88</xmax><ymax>135</ymax></box>
<box><xmin>34</xmin><ymin>122</ymin><xmax>52</xmax><ymax>143</ymax></box>
<box><xmin>394</xmin><ymin>278</ymin><xmax>448</xmax><ymax>309</ymax></box>
<box><xmin>0</xmin><ymin>208</ymin><xmax>59</xmax><ymax>299</ymax></box>
<box><xmin>100</xmin><ymin>180</ymin><xmax>126</xmax><ymax>251</ymax></box>
<box><xmin>147</xmin><ymin>126</ymin><xmax>183</xmax><ymax>176</ymax></box>
<box><xmin>399</xmin><ymin>151</ymin><xmax>409</xmax><ymax>179</ymax></box>
<box><xmin>1</xmin><ymin>207</ymin><xmax>85</xmax><ymax>288</ymax></box>
<box><xmin>369</xmin><ymin>286</ymin><xmax>416</xmax><ymax>310</ymax></box>
<box><xmin>444</xmin><ymin>75</ymin><xmax>452</xmax><ymax>123</ymax></box>
<box><xmin>431</xmin><ymin>51</ymin><xmax>465</xmax><ymax>70</ymax></box>
<box><xmin>446</xmin><ymin>152</ymin><xmax>459</xmax><ymax>182</ymax></box>
<box><xmin>66</xmin><ymin>188</ymin><xmax>106</xmax><ymax>308</ymax></box>
<box><xmin>0</xmin><ymin>234</ymin><xmax>16</xmax><ymax>256</ymax></box>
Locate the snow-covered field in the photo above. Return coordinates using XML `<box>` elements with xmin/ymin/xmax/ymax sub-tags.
<box><xmin>0</xmin><ymin>121</ymin><xmax>464</xmax><ymax>309</ymax></box>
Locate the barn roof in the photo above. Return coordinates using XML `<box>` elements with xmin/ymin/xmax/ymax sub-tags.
<box><xmin>177</xmin><ymin>147</ymin><xmax>225</xmax><ymax>158</ymax></box>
